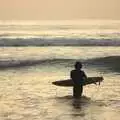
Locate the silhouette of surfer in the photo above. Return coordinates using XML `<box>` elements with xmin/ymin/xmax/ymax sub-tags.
<box><xmin>71</xmin><ymin>62</ymin><xmax>87</xmax><ymax>98</ymax></box>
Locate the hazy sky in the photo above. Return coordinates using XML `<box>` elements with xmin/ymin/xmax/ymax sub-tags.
<box><xmin>0</xmin><ymin>0</ymin><xmax>120</xmax><ymax>20</ymax></box>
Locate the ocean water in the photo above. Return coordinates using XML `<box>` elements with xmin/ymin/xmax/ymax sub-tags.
<box><xmin>0</xmin><ymin>20</ymin><xmax>120</xmax><ymax>120</ymax></box>
<box><xmin>0</xmin><ymin>20</ymin><xmax>120</xmax><ymax>46</ymax></box>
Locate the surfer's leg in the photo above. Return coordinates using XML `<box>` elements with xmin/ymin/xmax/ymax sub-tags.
<box><xmin>80</xmin><ymin>85</ymin><xmax>83</xmax><ymax>97</ymax></box>
<box><xmin>73</xmin><ymin>86</ymin><xmax>78</xmax><ymax>98</ymax></box>
<box><xmin>73</xmin><ymin>86</ymin><xmax>76</xmax><ymax>97</ymax></box>
<box><xmin>73</xmin><ymin>85</ymin><xmax>81</xmax><ymax>98</ymax></box>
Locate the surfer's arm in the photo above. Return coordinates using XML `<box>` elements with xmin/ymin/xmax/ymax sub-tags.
<box><xmin>70</xmin><ymin>70</ymin><xmax>76</xmax><ymax>80</ymax></box>
<box><xmin>82</xmin><ymin>71</ymin><xmax>87</xmax><ymax>80</ymax></box>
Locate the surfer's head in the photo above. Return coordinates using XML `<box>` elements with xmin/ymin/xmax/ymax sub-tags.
<box><xmin>74</xmin><ymin>61</ymin><xmax>82</xmax><ymax>70</ymax></box>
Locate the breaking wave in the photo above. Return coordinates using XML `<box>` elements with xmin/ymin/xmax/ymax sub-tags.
<box><xmin>87</xmin><ymin>56</ymin><xmax>120</xmax><ymax>72</ymax></box>
<box><xmin>0</xmin><ymin>56</ymin><xmax>120</xmax><ymax>73</ymax></box>
<box><xmin>0</xmin><ymin>59</ymin><xmax>75</xmax><ymax>69</ymax></box>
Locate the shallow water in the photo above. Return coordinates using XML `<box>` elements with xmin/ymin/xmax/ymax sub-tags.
<box><xmin>0</xmin><ymin>46</ymin><xmax>120</xmax><ymax>120</ymax></box>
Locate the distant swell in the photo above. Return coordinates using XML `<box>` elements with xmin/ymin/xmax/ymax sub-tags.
<box><xmin>0</xmin><ymin>38</ymin><xmax>120</xmax><ymax>46</ymax></box>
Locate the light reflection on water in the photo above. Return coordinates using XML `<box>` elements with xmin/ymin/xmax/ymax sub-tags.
<box><xmin>0</xmin><ymin>47</ymin><xmax>120</xmax><ymax>120</ymax></box>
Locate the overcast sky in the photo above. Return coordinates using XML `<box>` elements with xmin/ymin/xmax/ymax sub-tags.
<box><xmin>0</xmin><ymin>0</ymin><xmax>120</xmax><ymax>20</ymax></box>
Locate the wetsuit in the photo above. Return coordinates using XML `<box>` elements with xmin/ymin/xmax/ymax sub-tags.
<box><xmin>71</xmin><ymin>70</ymin><xmax>87</xmax><ymax>98</ymax></box>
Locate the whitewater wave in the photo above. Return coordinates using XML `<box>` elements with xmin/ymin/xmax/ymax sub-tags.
<box><xmin>0</xmin><ymin>37</ymin><xmax>120</xmax><ymax>46</ymax></box>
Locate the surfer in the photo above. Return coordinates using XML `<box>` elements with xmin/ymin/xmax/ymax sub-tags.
<box><xmin>70</xmin><ymin>61</ymin><xmax>87</xmax><ymax>98</ymax></box>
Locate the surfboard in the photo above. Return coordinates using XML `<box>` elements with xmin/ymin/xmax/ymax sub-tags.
<box><xmin>52</xmin><ymin>77</ymin><xmax>103</xmax><ymax>87</ymax></box>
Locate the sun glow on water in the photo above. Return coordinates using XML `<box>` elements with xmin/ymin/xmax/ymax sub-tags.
<box><xmin>0</xmin><ymin>20</ymin><xmax>120</xmax><ymax>39</ymax></box>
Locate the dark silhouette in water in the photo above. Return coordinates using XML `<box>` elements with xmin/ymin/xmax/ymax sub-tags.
<box><xmin>71</xmin><ymin>62</ymin><xmax>87</xmax><ymax>98</ymax></box>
